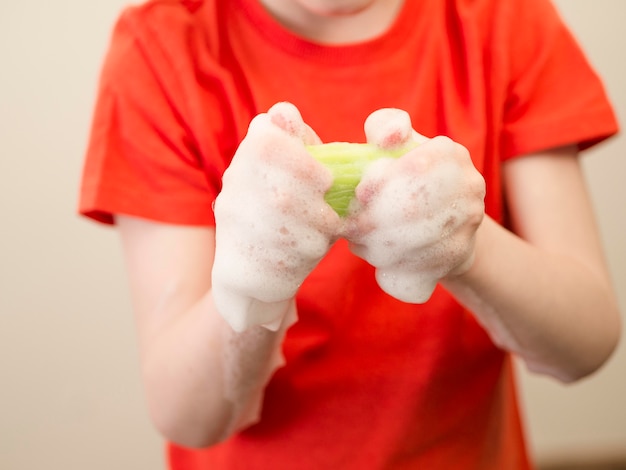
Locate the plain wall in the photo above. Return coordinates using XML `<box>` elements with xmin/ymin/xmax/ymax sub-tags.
<box><xmin>1</xmin><ymin>1</ymin><xmax>624</xmax><ymax>468</ymax></box>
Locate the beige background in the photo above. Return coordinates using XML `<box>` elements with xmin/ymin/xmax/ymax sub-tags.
<box><xmin>1</xmin><ymin>1</ymin><xmax>624</xmax><ymax>468</ymax></box>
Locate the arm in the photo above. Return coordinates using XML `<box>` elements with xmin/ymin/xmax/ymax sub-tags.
<box><xmin>349</xmin><ymin>109</ymin><xmax>620</xmax><ymax>383</ymax></box>
<box><xmin>118</xmin><ymin>216</ymin><xmax>292</xmax><ymax>448</ymax></box>
<box><xmin>116</xmin><ymin>102</ymin><xmax>337</xmax><ymax>448</ymax></box>
<box><xmin>441</xmin><ymin>146</ymin><xmax>621</xmax><ymax>382</ymax></box>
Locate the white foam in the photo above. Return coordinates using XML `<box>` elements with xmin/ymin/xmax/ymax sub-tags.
<box><xmin>364</xmin><ymin>108</ymin><xmax>429</xmax><ymax>149</ymax></box>
<box><xmin>211</xmin><ymin>103</ymin><xmax>339</xmax><ymax>331</ymax></box>
<box><xmin>218</xmin><ymin>304</ymin><xmax>297</xmax><ymax>437</ymax></box>
<box><xmin>349</xmin><ymin>137</ymin><xmax>484</xmax><ymax>303</ymax></box>
<box><xmin>212</xmin><ymin>104</ymin><xmax>484</xmax><ymax>326</ymax></box>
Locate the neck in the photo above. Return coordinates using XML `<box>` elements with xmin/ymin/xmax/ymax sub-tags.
<box><xmin>258</xmin><ymin>0</ymin><xmax>405</xmax><ymax>44</ymax></box>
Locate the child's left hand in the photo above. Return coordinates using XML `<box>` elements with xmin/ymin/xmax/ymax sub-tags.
<box><xmin>344</xmin><ymin>108</ymin><xmax>486</xmax><ymax>303</ymax></box>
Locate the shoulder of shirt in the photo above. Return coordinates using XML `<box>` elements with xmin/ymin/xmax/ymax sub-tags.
<box><xmin>110</xmin><ymin>0</ymin><xmax>223</xmax><ymax>59</ymax></box>
<box><xmin>116</xmin><ymin>0</ymin><xmax>211</xmax><ymax>28</ymax></box>
<box><xmin>112</xmin><ymin>0</ymin><xmax>226</xmax><ymax>42</ymax></box>
<box><xmin>97</xmin><ymin>0</ymin><xmax>229</xmax><ymax>100</ymax></box>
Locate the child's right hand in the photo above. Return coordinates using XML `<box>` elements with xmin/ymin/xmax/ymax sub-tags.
<box><xmin>211</xmin><ymin>102</ymin><xmax>341</xmax><ymax>332</ymax></box>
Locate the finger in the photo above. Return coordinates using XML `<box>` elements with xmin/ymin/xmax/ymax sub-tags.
<box><xmin>267</xmin><ymin>101</ymin><xmax>310</xmax><ymax>140</ymax></box>
<box><xmin>364</xmin><ymin>108</ymin><xmax>428</xmax><ymax>149</ymax></box>
<box><xmin>241</xmin><ymin>109</ymin><xmax>330</xmax><ymax>186</ymax></box>
<box><xmin>267</xmin><ymin>102</ymin><xmax>322</xmax><ymax>144</ymax></box>
<box><xmin>302</xmin><ymin>123</ymin><xmax>323</xmax><ymax>146</ymax></box>
<box><xmin>353</xmin><ymin>157</ymin><xmax>394</xmax><ymax>205</ymax></box>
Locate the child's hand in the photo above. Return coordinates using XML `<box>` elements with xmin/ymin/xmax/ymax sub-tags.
<box><xmin>212</xmin><ymin>102</ymin><xmax>341</xmax><ymax>331</ymax></box>
<box><xmin>344</xmin><ymin>109</ymin><xmax>486</xmax><ymax>303</ymax></box>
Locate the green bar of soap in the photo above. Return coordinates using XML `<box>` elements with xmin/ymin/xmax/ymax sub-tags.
<box><xmin>307</xmin><ymin>142</ymin><xmax>416</xmax><ymax>217</ymax></box>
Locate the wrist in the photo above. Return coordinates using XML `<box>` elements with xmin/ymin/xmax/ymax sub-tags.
<box><xmin>441</xmin><ymin>215</ymin><xmax>491</xmax><ymax>288</ymax></box>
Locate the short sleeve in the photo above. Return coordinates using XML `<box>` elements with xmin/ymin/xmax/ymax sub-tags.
<box><xmin>499</xmin><ymin>0</ymin><xmax>618</xmax><ymax>160</ymax></box>
<box><xmin>78</xmin><ymin>6</ymin><xmax>220</xmax><ymax>226</ymax></box>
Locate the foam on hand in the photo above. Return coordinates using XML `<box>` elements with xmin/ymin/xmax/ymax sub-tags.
<box><xmin>349</xmin><ymin>139</ymin><xmax>482</xmax><ymax>304</ymax></box>
<box><xmin>213</xmin><ymin>103</ymin><xmax>483</xmax><ymax>328</ymax></box>
<box><xmin>212</xmin><ymin>103</ymin><xmax>339</xmax><ymax>332</ymax></box>
<box><xmin>218</xmin><ymin>304</ymin><xmax>297</xmax><ymax>436</ymax></box>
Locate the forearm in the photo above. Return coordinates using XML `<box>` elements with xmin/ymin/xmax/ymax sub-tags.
<box><xmin>442</xmin><ymin>216</ymin><xmax>620</xmax><ymax>383</ymax></box>
<box><xmin>141</xmin><ymin>291</ymin><xmax>293</xmax><ymax>448</ymax></box>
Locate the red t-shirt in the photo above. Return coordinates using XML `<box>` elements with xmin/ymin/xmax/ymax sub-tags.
<box><xmin>79</xmin><ymin>0</ymin><xmax>618</xmax><ymax>468</ymax></box>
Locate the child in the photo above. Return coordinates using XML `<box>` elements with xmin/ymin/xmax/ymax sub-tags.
<box><xmin>79</xmin><ymin>0</ymin><xmax>620</xmax><ymax>468</ymax></box>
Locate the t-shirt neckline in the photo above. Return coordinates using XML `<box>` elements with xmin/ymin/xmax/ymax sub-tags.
<box><xmin>235</xmin><ymin>0</ymin><xmax>422</xmax><ymax>66</ymax></box>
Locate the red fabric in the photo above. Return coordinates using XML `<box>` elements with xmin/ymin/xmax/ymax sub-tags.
<box><xmin>79</xmin><ymin>0</ymin><xmax>618</xmax><ymax>468</ymax></box>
